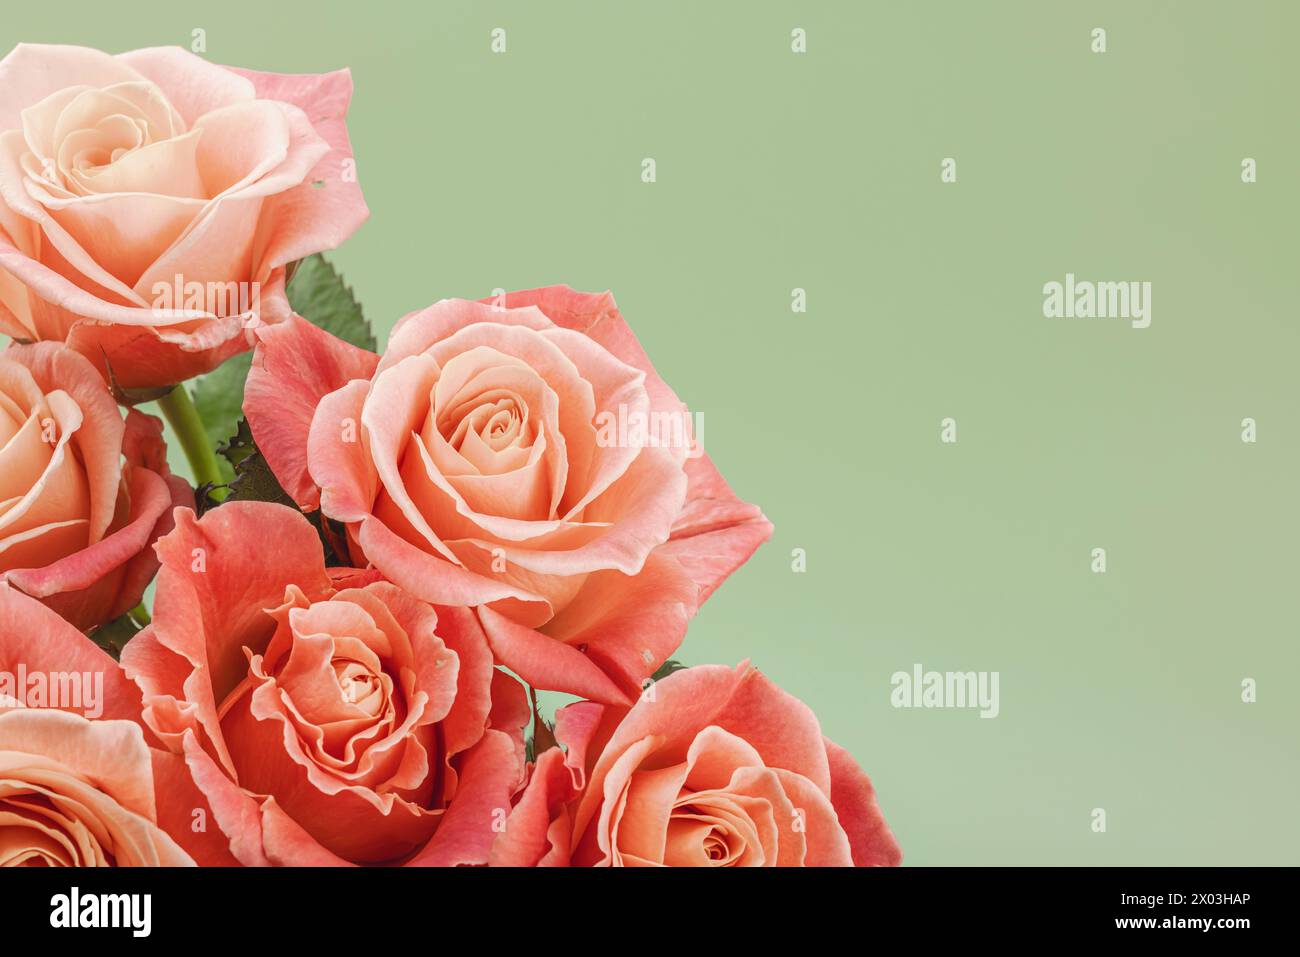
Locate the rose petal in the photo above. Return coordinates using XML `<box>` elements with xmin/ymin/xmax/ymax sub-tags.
<box><xmin>405</xmin><ymin>729</ymin><xmax>523</xmax><ymax>866</ymax></box>
<box><xmin>223</xmin><ymin>66</ymin><xmax>369</xmax><ymax>272</ymax></box>
<box><xmin>0</xmin><ymin>580</ymin><xmax>141</xmax><ymax>722</ymax></box>
<box><xmin>824</xmin><ymin>737</ymin><xmax>903</xmax><ymax>867</ymax></box>
<box><xmin>0</xmin><ymin>44</ymin><xmax>142</xmax><ymax>131</ymax></box>
<box><xmin>149</xmin><ymin>748</ymin><xmax>241</xmax><ymax>866</ymax></box>
<box><xmin>114</xmin><ymin>47</ymin><xmax>255</xmax><ymax>127</ymax></box>
<box><xmin>246</xmin><ymin>315</ymin><xmax>379</xmax><ymax>508</ymax></box>
<box><xmin>489</xmin><ymin>745</ymin><xmax>574</xmax><ymax>867</ymax></box>
<box><xmin>477</xmin><ymin>605</ymin><xmax>631</xmax><ymax>705</ymax></box>
<box><xmin>661</xmin><ymin>452</ymin><xmax>773</xmax><ymax>602</ymax></box>
<box><xmin>121</xmin><ymin>502</ymin><xmax>333</xmax><ymax>777</ymax></box>
<box><xmin>7</xmin><ymin>465</ymin><xmax>174</xmax><ymax>631</ymax></box>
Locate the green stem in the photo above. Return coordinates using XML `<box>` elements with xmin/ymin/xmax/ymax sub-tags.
<box><xmin>157</xmin><ymin>385</ymin><xmax>223</xmax><ymax>488</ymax></box>
<box><xmin>128</xmin><ymin>603</ymin><xmax>151</xmax><ymax>627</ymax></box>
<box><xmin>529</xmin><ymin>686</ymin><xmax>557</xmax><ymax>755</ymax></box>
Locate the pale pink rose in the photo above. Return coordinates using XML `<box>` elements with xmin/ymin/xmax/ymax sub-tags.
<box><xmin>122</xmin><ymin>501</ymin><xmax>529</xmax><ymax>866</ymax></box>
<box><xmin>0</xmin><ymin>581</ymin><xmax>234</xmax><ymax>866</ymax></box>
<box><xmin>0</xmin><ymin>43</ymin><xmax>368</xmax><ymax>389</ymax></box>
<box><xmin>0</xmin><ymin>342</ymin><xmax>191</xmax><ymax>630</ymax></box>
<box><xmin>243</xmin><ymin>286</ymin><xmax>773</xmax><ymax>704</ymax></box>
<box><xmin>490</xmin><ymin>663</ymin><xmax>902</xmax><ymax>867</ymax></box>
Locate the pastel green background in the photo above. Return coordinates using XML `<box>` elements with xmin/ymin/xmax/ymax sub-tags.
<box><xmin>5</xmin><ymin>1</ymin><xmax>1296</xmax><ymax>866</ymax></box>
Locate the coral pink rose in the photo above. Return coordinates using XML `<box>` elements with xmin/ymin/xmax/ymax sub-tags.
<box><xmin>0</xmin><ymin>43</ymin><xmax>368</xmax><ymax>389</ymax></box>
<box><xmin>490</xmin><ymin>663</ymin><xmax>902</xmax><ymax>867</ymax></box>
<box><xmin>0</xmin><ymin>342</ymin><xmax>191</xmax><ymax>630</ymax></box>
<box><xmin>0</xmin><ymin>581</ymin><xmax>233</xmax><ymax>866</ymax></box>
<box><xmin>244</xmin><ymin>286</ymin><xmax>772</xmax><ymax>704</ymax></box>
<box><xmin>122</xmin><ymin>501</ymin><xmax>529</xmax><ymax>866</ymax></box>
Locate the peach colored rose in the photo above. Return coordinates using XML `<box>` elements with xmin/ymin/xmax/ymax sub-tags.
<box><xmin>490</xmin><ymin>663</ymin><xmax>902</xmax><ymax>867</ymax></box>
<box><xmin>0</xmin><ymin>709</ymin><xmax>196</xmax><ymax>866</ymax></box>
<box><xmin>0</xmin><ymin>581</ymin><xmax>233</xmax><ymax>866</ymax></box>
<box><xmin>0</xmin><ymin>43</ymin><xmax>368</xmax><ymax>389</ymax></box>
<box><xmin>0</xmin><ymin>342</ymin><xmax>191</xmax><ymax>630</ymax></box>
<box><xmin>122</xmin><ymin>501</ymin><xmax>530</xmax><ymax>866</ymax></box>
<box><xmin>243</xmin><ymin>286</ymin><xmax>772</xmax><ymax>704</ymax></box>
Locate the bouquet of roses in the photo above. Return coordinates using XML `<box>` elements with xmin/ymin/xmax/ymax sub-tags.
<box><xmin>0</xmin><ymin>44</ymin><xmax>900</xmax><ymax>868</ymax></box>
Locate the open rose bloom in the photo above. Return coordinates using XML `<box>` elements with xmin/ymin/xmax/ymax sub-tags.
<box><xmin>0</xmin><ymin>582</ymin><xmax>231</xmax><ymax>866</ymax></box>
<box><xmin>491</xmin><ymin>663</ymin><xmax>901</xmax><ymax>867</ymax></box>
<box><xmin>122</xmin><ymin>502</ymin><xmax>530</xmax><ymax>866</ymax></box>
<box><xmin>245</xmin><ymin>286</ymin><xmax>773</xmax><ymax>703</ymax></box>
<box><xmin>0</xmin><ymin>709</ymin><xmax>193</xmax><ymax>867</ymax></box>
<box><xmin>0</xmin><ymin>44</ymin><xmax>367</xmax><ymax>389</ymax></box>
<box><xmin>0</xmin><ymin>342</ymin><xmax>190</xmax><ymax>630</ymax></box>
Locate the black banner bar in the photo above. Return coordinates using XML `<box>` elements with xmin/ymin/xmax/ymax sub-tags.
<box><xmin>0</xmin><ymin>866</ymin><xmax>1279</xmax><ymax>943</ymax></box>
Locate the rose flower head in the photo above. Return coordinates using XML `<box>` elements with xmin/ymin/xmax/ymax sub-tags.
<box><xmin>1</xmin><ymin>342</ymin><xmax>190</xmax><ymax>630</ymax></box>
<box><xmin>491</xmin><ymin>663</ymin><xmax>902</xmax><ymax>868</ymax></box>
<box><xmin>0</xmin><ymin>43</ymin><xmax>368</xmax><ymax>389</ymax></box>
<box><xmin>1</xmin><ymin>581</ymin><xmax>232</xmax><ymax>867</ymax></box>
<box><xmin>122</xmin><ymin>501</ymin><xmax>529</xmax><ymax>866</ymax></box>
<box><xmin>245</xmin><ymin>285</ymin><xmax>773</xmax><ymax>704</ymax></box>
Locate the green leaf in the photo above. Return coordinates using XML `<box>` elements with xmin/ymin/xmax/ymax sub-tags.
<box><xmin>288</xmin><ymin>253</ymin><xmax>376</xmax><ymax>351</ymax></box>
<box><xmin>211</xmin><ymin>418</ymin><xmax>351</xmax><ymax>565</ymax></box>
<box><xmin>650</xmin><ymin>659</ymin><xmax>688</xmax><ymax>682</ymax></box>
<box><xmin>525</xmin><ymin>719</ymin><xmax>556</xmax><ymax>764</ymax></box>
<box><xmin>217</xmin><ymin>417</ymin><xmax>258</xmax><ymax>472</ymax></box>
<box><xmin>187</xmin><ymin>253</ymin><xmax>371</xmax><ymax>471</ymax></box>
<box><xmin>224</xmin><ymin>434</ymin><xmax>297</xmax><ymax>509</ymax></box>
<box><xmin>190</xmin><ymin>351</ymin><xmax>252</xmax><ymax>473</ymax></box>
<box><xmin>90</xmin><ymin>612</ymin><xmax>143</xmax><ymax>660</ymax></box>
